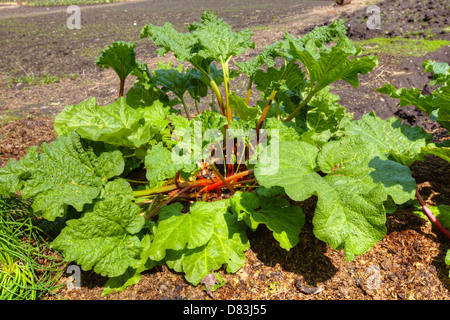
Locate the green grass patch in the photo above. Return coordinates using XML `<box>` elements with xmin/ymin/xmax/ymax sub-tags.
<box><xmin>4</xmin><ymin>73</ymin><xmax>77</xmax><ymax>88</ymax></box>
<box><xmin>356</xmin><ymin>37</ymin><xmax>450</xmax><ymax>57</ymax></box>
<box><xmin>0</xmin><ymin>196</ymin><xmax>66</xmax><ymax>300</ymax></box>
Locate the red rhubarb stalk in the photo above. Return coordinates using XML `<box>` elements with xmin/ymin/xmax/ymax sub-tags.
<box><xmin>416</xmin><ymin>190</ymin><xmax>450</xmax><ymax>240</ymax></box>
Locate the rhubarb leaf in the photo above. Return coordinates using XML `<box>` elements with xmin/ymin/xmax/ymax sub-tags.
<box><xmin>230</xmin><ymin>191</ymin><xmax>305</xmax><ymax>250</ymax></box>
<box><xmin>289</xmin><ymin>32</ymin><xmax>378</xmax><ymax>91</ymax></box>
<box><xmin>422</xmin><ymin>140</ymin><xmax>450</xmax><ymax>163</ymax></box>
<box><xmin>255</xmin><ymin>140</ymin><xmax>321</xmax><ymax>202</ymax></box>
<box><xmin>148</xmin><ymin>202</ymin><xmax>218</xmax><ymax>261</ymax></box>
<box><xmin>140</xmin><ymin>22</ymin><xmax>196</xmax><ymax>62</ymax></box>
<box><xmin>313</xmin><ymin>176</ymin><xmax>387</xmax><ymax>261</ymax></box>
<box><xmin>95</xmin><ymin>41</ymin><xmax>138</xmax><ymax>84</ymax></box>
<box><xmin>11</xmin><ymin>132</ymin><xmax>124</xmax><ymax>220</ymax></box>
<box><xmin>376</xmin><ymin>60</ymin><xmax>450</xmax><ymax>131</ymax></box>
<box><xmin>145</xmin><ymin>142</ymin><xmax>186</xmax><ymax>187</ymax></box>
<box><xmin>423</xmin><ymin>59</ymin><xmax>450</xmax><ymax>86</ymax></box>
<box><xmin>188</xmin><ymin>11</ymin><xmax>255</xmax><ymax>64</ymax></box>
<box><xmin>126</xmin><ymin>60</ymin><xmax>173</xmax><ymax>109</ymax></box>
<box><xmin>229</xmin><ymin>91</ymin><xmax>260</xmax><ymax>122</ymax></box>
<box><xmin>345</xmin><ymin>111</ymin><xmax>433</xmax><ymax>166</ymax></box>
<box><xmin>375</xmin><ymin>84</ymin><xmax>435</xmax><ymax>115</ymax></box>
<box><xmin>165</xmin><ymin>201</ymin><xmax>249</xmax><ymax>285</ymax></box>
<box><xmin>54</xmin><ymin>97</ymin><xmax>148</xmax><ymax>148</ymax></box>
<box><xmin>317</xmin><ymin>136</ymin><xmax>416</xmax><ymax>204</ymax></box>
<box><xmin>102</xmin><ymin>234</ymin><xmax>158</xmax><ymax>296</ymax></box>
<box><xmin>51</xmin><ymin>195</ymin><xmax>144</xmax><ymax>277</ymax></box>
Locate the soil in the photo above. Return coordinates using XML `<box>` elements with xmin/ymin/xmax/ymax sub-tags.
<box><xmin>0</xmin><ymin>0</ymin><xmax>449</xmax><ymax>301</ymax></box>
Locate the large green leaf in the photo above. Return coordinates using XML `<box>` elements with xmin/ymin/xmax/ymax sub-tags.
<box><xmin>140</xmin><ymin>22</ymin><xmax>197</xmax><ymax>62</ymax></box>
<box><xmin>254</xmin><ymin>61</ymin><xmax>306</xmax><ymax>98</ymax></box>
<box><xmin>432</xmin><ymin>84</ymin><xmax>450</xmax><ymax>130</ymax></box>
<box><xmin>345</xmin><ymin>111</ymin><xmax>433</xmax><ymax>166</ymax></box>
<box><xmin>51</xmin><ymin>196</ymin><xmax>144</xmax><ymax>277</ymax></box>
<box><xmin>148</xmin><ymin>202</ymin><xmax>218</xmax><ymax>261</ymax></box>
<box><xmin>126</xmin><ymin>60</ymin><xmax>173</xmax><ymax>109</ymax></box>
<box><xmin>165</xmin><ymin>201</ymin><xmax>249</xmax><ymax>285</ymax></box>
<box><xmin>375</xmin><ymin>84</ymin><xmax>434</xmax><ymax>115</ymax></box>
<box><xmin>4</xmin><ymin>132</ymin><xmax>124</xmax><ymax>220</ymax></box>
<box><xmin>376</xmin><ymin>60</ymin><xmax>450</xmax><ymax>131</ymax></box>
<box><xmin>423</xmin><ymin>59</ymin><xmax>450</xmax><ymax>86</ymax></box>
<box><xmin>235</xmin><ymin>41</ymin><xmax>281</xmax><ymax>78</ymax></box>
<box><xmin>102</xmin><ymin>234</ymin><xmax>158</xmax><ymax>296</ymax></box>
<box><xmin>313</xmin><ymin>176</ymin><xmax>387</xmax><ymax>261</ymax></box>
<box><xmin>317</xmin><ymin>136</ymin><xmax>416</xmax><ymax>204</ymax></box>
<box><xmin>255</xmin><ymin>135</ymin><xmax>416</xmax><ymax>260</ymax></box>
<box><xmin>255</xmin><ymin>140</ymin><xmax>322</xmax><ymax>202</ymax></box>
<box><xmin>54</xmin><ymin>97</ymin><xmax>148</xmax><ymax>148</ymax></box>
<box><xmin>230</xmin><ymin>191</ymin><xmax>305</xmax><ymax>250</ymax></box>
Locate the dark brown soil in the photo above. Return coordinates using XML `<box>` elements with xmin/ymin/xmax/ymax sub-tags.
<box><xmin>0</xmin><ymin>0</ymin><xmax>449</xmax><ymax>301</ymax></box>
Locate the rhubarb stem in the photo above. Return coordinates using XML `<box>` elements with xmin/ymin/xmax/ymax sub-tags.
<box><xmin>210</xmin><ymin>161</ymin><xmax>235</xmax><ymax>194</ymax></box>
<box><xmin>416</xmin><ymin>190</ymin><xmax>450</xmax><ymax>240</ymax></box>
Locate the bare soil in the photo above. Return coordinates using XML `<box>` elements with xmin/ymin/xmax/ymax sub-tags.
<box><xmin>0</xmin><ymin>0</ymin><xmax>449</xmax><ymax>301</ymax></box>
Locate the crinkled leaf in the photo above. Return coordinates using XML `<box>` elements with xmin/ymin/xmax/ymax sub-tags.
<box><xmin>230</xmin><ymin>191</ymin><xmax>305</xmax><ymax>250</ymax></box>
<box><xmin>54</xmin><ymin>97</ymin><xmax>150</xmax><ymax>148</ymax></box>
<box><xmin>0</xmin><ymin>151</ymin><xmax>37</xmax><ymax>195</ymax></box>
<box><xmin>51</xmin><ymin>196</ymin><xmax>144</xmax><ymax>277</ymax></box>
<box><xmin>95</xmin><ymin>41</ymin><xmax>138</xmax><ymax>82</ymax></box>
<box><xmin>255</xmin><ymin>136</ymin><xmax>408</xmax><ymax>260</ymax></box>
<box><xmin>235</xmin><ymin>42</ymin><xmax>281</xmax><ymax>78</ymax></box>
<box><xmin>254</xmin><ymin>61</ymin><xmax>306</xmax><ymax>98</ymax></box>
<box><xmin>313</xmin><ymin>176</ymin><xmax>387</xmax><ymax>261</ymax></box>
<box><xmin>422</xmin><ymin>60</ymin><xmax>449</xmax><ymax>86</ymax></box>
<box><xmin>265</xmin><ymin>118</ymin><xmax>303</xmax><ymax>142</ymax></box>
<box><xmin>298</xmin><ymin>91</ymin><xmax>348</xmax><ymax>145</ymax></box>
<box><xmin>376</xmin><ymin>60</ymin><xmax>450</xmax><ymax>131</ymax></box>
<box><xmin>345</xmin><ymin>111</ymin><xmax>433</xmax><ymax>166</ymax></box>
<box><xmin>432</xmin><ymin>84</ymin><xmax>450</xmax><ymax>130</ymax></box>
<box><xmin>10</xmin><ymin>132</ymin><xmax>124</xmax><ymax>220</ymax></box>
<box><xmin>102</xmin><ymin>178</ymin><xmax>134</xmax><ymax>200</ymax></box>
<box><xmin>317</xmin><ymin>136</ymin><xmax>416</xmax><ymax>204</ymax></box>
<box><xmin>188</xmin><ymin>11</ymin><xmax>255</xmax><ymax>64</ymax></box>
<box><xmin>140</xmin><ymin>22</ymin><xmax>197</xmax><ymax>62</ymax></box>
<box><xmin>145</xmin><ymin>142</ymin><xmax>186</xmax><ymax>187</ymax></box>
<box><xmin>289</xmin><ymin>33</ymin><xmax>378</xmax><ymax>91</ymax></box>
<box><xmin>126</xmin><ymin>61</ymin><xmax>173</xmax><ymax>109</ymax></box>
<box><xmin>376</xmin><ymin>84</ymin><xmax>435</xmax><ymax>115</ymax></box>
<box><xmin>102</xmin><ymin>234</ymin><xmax>158</xmax><ymax>296</ymax></box>
<box><xmin>154</xmin><ymin>66</ymin><xmax>196</xmax><ymax>99</ymax></box>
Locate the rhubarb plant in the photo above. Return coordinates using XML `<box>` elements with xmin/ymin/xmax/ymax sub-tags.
<box><xmin>1</xmin><ymin>11</ymin><xmax>448</xmax><ymax>294</ymax></box>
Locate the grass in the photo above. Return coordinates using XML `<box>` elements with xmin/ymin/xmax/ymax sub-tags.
<box><xmin>356</xmin><ymin>37</ymin><xmax>450</xmax><ymax>57</ymax></box>
<box><xmin>4</xmin><ymin>72</ymin><xmax>77</xmax><ymax>88</ymax></box>
<box><xmin>0</xmin><ymin>196</ymin><xmax>66</xmax><ymax>300</ymax></box>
